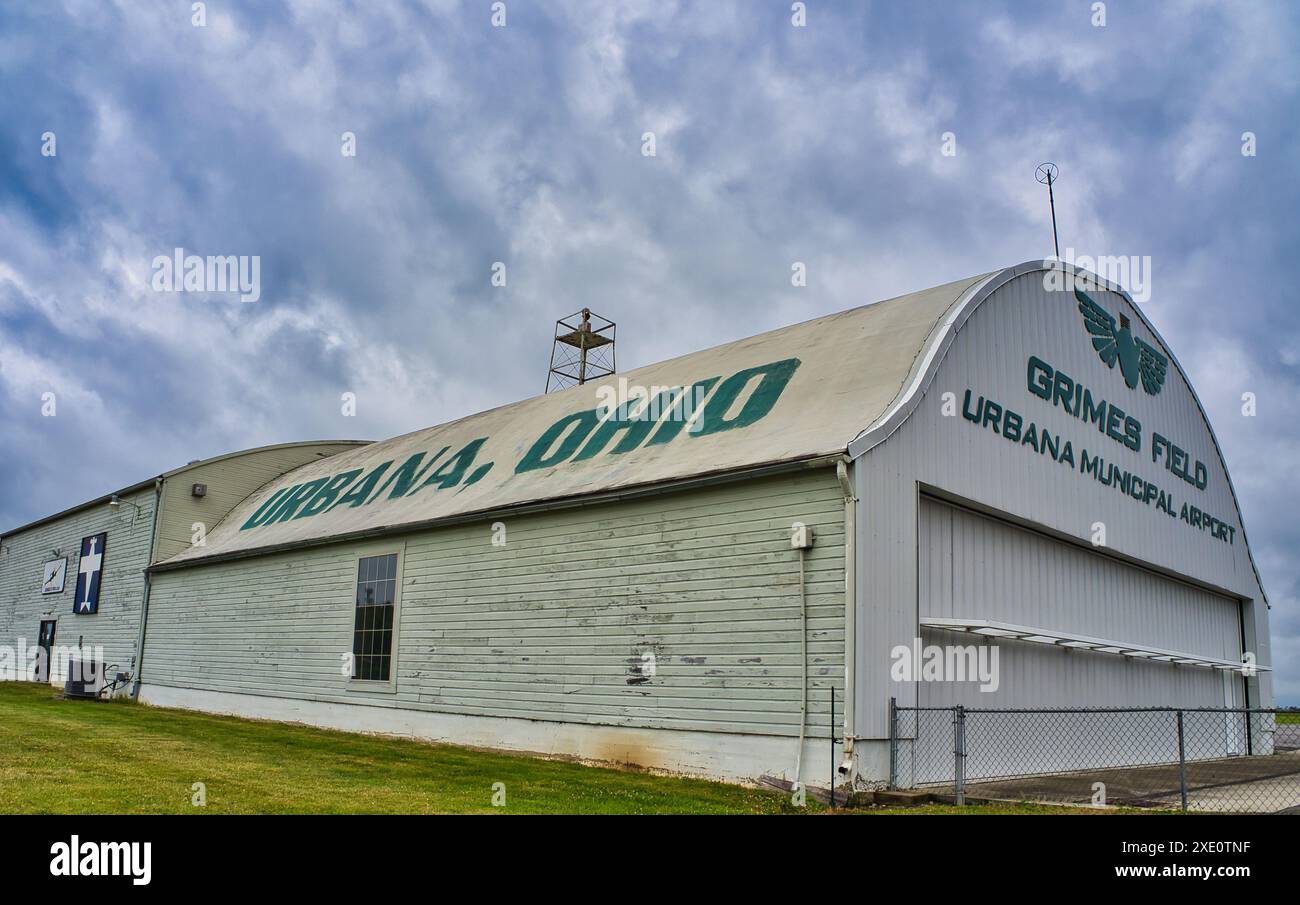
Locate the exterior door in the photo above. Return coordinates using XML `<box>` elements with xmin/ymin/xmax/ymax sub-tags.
<box><xmin>36</xmin><ymin>620</ymin><xmax>56</xmax><ymax>683</ymax></box>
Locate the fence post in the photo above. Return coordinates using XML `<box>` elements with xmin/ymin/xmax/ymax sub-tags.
<box><xmin>1176</xmin><ymin>710</ymin><xmax>1188</xmax><ymax>812</ymax></box>
<box><xmin>888</xmin><ymin>696</ymin><xmax>898</xmax><ymax>790</ymax></box>
<box><xmin>954</xmin><ymin>705</ymin><xmax>967</xmax><ymax>807</ymax></box>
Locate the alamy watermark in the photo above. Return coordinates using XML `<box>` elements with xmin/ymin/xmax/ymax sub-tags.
<box><xmin>151</xmin><ymin>247</ymin><xmax>261</xmax><ymax>303</ymax></box>
<box><xmin>1043</xmin><ymin>249</ymin><xmax>1152</xmax><ymax>304</ymax></box>
<box><xmin>50</xmin><ymin>836</ymin><xmax>151</xmax><ymax>886</ymax></box>
<box><xmin>0</xmin><ymin>639</ymin><xmax>106</xmax><ymax>683</ymax></box>
<box><xmin>891</xmin><ymin>638</ymin><xmax>1000</xmax><ymax>692</ymax></box>
<box><xmin>594</xmin><ymin>377</ymin><xmax>712</xmax><ymax>430</ymax></box>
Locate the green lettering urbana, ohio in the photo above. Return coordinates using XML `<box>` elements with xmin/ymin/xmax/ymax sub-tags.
<box><xmin>240</xmin><ymin>440</ymin><xmax>491</xmax><ymax>531</ymax></box>
<box><xmin>517</xmin><ymin>357</ymin><xmax>802</xmax><ymax>473</ymax></box>
<box><xmin>239</xmin><ymin>357</ymin><xmax>802</xmax><ymax>532</ymax></box>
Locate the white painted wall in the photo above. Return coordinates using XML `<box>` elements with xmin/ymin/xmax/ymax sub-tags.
<box><xmin>0</xmin><ymin>485</ymin><xmax>156</xmax><ymax>686</ymax></box>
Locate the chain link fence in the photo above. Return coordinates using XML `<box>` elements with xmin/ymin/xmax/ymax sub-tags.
<box><xmin>889</xmin><ymin>700</ymin><xmax>1300</xmax><ymax>813</ymax></box>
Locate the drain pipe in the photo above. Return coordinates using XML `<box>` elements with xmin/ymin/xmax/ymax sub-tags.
<box><xmin>793</xmin><ymin>543</ymin><xmax>809</xmax><ymax>786</ymax></box>
<box><xmin>836</xmin><ymin>458</ymin><xmax>858</xmax><ymax>776</ymax></box>
<box><xmin>130</xmin><ymin>478</ymin><xmax>163</xmax><ymax>700</ymax></box>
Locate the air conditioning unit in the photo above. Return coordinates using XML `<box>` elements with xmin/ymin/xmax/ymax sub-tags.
<box><xmin>63</xmin><ymin>659</ymin><xmax>105</xmax><ymax>700</ymax></box>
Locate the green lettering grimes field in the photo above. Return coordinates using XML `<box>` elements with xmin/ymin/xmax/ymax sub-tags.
<box><xmin>240</xmin><ymin>358</ymin><xmax>802</xmax><ymax>531</ymax></box>
<box><xmin>954</xmin><ymin>302</ymin><xmax>1234</xmax><ymax>547</ymax></box>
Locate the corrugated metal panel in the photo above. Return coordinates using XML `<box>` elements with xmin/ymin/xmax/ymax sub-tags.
<box><xmin>0</xmin><ymin>485</ymin><xmax>156</xmax><ymax>683</ymax></box>
<box><xmin>157</xmin><ymin>274</ymin><xmax>991</xmax><ymax>569</ymax></box>
<box><xmin>143</xmin><ymin>470</ymin><xmax>845</xmax><ymax>736</ymax></box>
<box><xmin>917</xmin><ymin>496</ymin><xmax>1243</xmax><ymax>709</ymax></box>
<box><xmin>899</xmin><ymin>498</ymin><xmax>1247</xmax><ymax>783</ymax></box>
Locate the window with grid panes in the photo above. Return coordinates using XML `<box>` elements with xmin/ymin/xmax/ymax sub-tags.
<box><xmin>352</xmin><ymin>553</ymin><xmax>397</xmax><ymax>681</ymax></box>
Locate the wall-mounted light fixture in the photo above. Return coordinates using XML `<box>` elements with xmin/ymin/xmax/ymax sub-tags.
<box><xmin>108</xmin><ymin>494</ymin><xmax>144</xmax><ymax>529</ymax></box>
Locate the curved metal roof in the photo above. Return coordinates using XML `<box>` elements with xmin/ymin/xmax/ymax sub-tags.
<box><xmin>0</xmin><ymin>440</ymin><xmax>370</xmax><ymax>540</ymax></box>
<box><xmin>152</xmin><ymin>260</ymin><xmax>1265</xmax><ymax>609</ymax></box>
<box><xmin>154</xmin><ymin>271</ymin><xmax>993</xmax><ymax>568</ymax></box>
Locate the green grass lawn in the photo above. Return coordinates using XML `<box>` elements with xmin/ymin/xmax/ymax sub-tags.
<box><xmin>0</xmin><ymin>682</ymin><xmax>1139</xmax><ymax>815</ymax></box>
<box><xmin>1276</xmin><ymin>711</ymin><xmax>1300</xmax><ymax>724</ymax></box>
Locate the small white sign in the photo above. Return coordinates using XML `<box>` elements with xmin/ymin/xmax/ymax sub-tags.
<box><xmin>42</xmin><ymin>558</ymin><xmax>67</xmax><ymax>595</ymax></box>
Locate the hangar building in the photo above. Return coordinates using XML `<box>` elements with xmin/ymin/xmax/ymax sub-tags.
<box><xmin>2</xmin><ymin>262</ymin><xmax>1271</xmax><ymax>787</ymax></box>
<box><xmin>0</xmin><ymin>442</ymin><xmax>367</xmax><ymax>687</ymax></box>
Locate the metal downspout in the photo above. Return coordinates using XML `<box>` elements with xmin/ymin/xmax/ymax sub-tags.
<box><xmin>793</xmin><ymin>546</ymin><xmax>809</xmax><ymax>785</ymax></box>
<box><xmin>130</xmin><ymin>477</ymin><xmax>163</xmax><ymax>700</ymax></box>
<box><xmin>836</xmin><ymin>458</ymin><xmax>857</xmax><ymax>775</ymax></box>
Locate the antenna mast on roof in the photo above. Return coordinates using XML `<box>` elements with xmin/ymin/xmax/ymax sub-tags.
<box><xmin>545</xmin><ymin>308</ymin><xmax>616</xmax><ymax>393</ymax></box>
<box><xmin>1035</xmin><ymin>162</ymin><xmax>1061</xmax><ymax>259</ymax></box>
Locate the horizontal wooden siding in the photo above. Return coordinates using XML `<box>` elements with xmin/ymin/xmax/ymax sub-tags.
<box><xmin>144</xmin><ymin>469</ymin><xmax>845</xmax><ymax>736</ymax></box>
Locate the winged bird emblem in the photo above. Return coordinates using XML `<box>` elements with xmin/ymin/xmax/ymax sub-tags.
<box><xmin>1074</xmin><ymin>287</ymin><xmax>1167</xmax><ymax>395</ymax></box>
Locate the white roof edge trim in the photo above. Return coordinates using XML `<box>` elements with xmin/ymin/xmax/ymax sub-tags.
<box><xmin>921</xmin><ymin>617</ymin><xmax>1270</xmax><ymax>673</ymax></box>
<box><xmin>848</xmin><ymin>260</ymin><xmax>1075</xmax><ymax>457</ymax></box>
<box><xmin>849</xmin><ymin>259</ymin><xmax>1268</xmax><ymax>607</ymax></box>
<box><xmin>158</xmin><ymin>439</ymin><xmax>372</xmax><ymax>480</ymax></box>
<box><xmin>846</xmin><ymin>269</ymin><xmax>1000</xmax><ymax>457</ymax></box>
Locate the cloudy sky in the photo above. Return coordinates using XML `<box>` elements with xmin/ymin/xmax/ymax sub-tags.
<box><xmin>0</xmin><ymin>0</ymin><xmax>1296</xmax><ymax>701</ymax></box>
